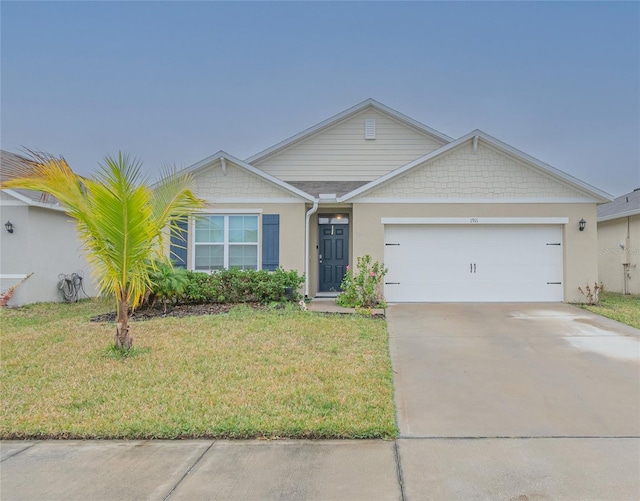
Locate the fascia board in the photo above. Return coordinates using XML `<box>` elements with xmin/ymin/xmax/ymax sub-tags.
<box><xmin>245</xmin><ymin>98</ymin><xmax>452</xmax><ymax>165</ymax></box>
<box><xmin>1</xmin><ymin>189</ymin><xmax>66</xmax><ymax>212</ymax></box>
<box><xmin>339</xmin><ymin>129</ymin><xmax>614</xmax><ymax>203</ymax></box>
<box><xmin>221</xmin><ymin>152</ymin><xmax>316</xmax><ymax>201</ymax></box>
<box><xmin>598</xmin><ymin>209</ymin><xmax>640</xmax><ymax>222</ymax></box>
<box><xmin>172</xmin><ymin>150</ymin><xmax>226</xmax><ymax>177</ymax></box>
<box><xmin>472</xmin><ymin>130</ymin><xmax>614</xmax><ymax>203</ymax></box>
<box><xmin>178</xmin><ymin>151</ymin><xmax>315</xmax><ymax>202</ymax></box>
<box><xmin>367</xmin><ymin>99</ymin><xmax>453</xmax><ymax>143</ymax></box>
<box><xmin>338</xmin><ymin>133</ymin><xmax>471</xmax><ymax>202</ymax></box>
<box><xmin>149</xmin><ymin>151</ymin><xmax>227</xmax><ymax>189</ymax></box>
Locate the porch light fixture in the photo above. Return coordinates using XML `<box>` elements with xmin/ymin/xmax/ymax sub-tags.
<box><xmin>578</xmin><ymin>218</ymin><xmax>586</xmax><ymax>232</ymax></box>
<box><xmin>4</xmin><ymin>221</ymin><xmax>13</xmax><ymax>234</ymax></box>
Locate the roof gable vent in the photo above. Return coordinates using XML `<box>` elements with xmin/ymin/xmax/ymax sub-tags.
<box><xmin>364</xmin><ymin>119</ymin><xmax>376</xmax><ymax>140</ymax></box>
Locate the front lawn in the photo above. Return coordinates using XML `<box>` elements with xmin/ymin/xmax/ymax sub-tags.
<box><xmin>580</xmin><ymin>291</ymin><xmax>640</xmax><ymax>329</ymax></box>
<box><xmin>0</xmin><ymin>300</ymin><xmax>397</xmax><ymax>439</ymax></box>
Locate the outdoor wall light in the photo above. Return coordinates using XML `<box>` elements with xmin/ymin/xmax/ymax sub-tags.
<box><xmin>578</xmin><ymin>218</ymin><xmax>586</xmax><ymax>232</ymax></box>
<box><xmin>4</xmin><ymin>221</ymin><xmax>14</xmax><ymax>234</ymax></box>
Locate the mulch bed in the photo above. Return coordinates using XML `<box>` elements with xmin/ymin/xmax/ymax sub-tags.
<box><xmin>90</xmin><ymin>303</ymin><xmax>266</xmax><ymax>322</ymax></box>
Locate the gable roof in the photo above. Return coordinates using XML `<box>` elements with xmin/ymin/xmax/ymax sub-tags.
<box><xmin>597</xmin><ymin>188</ymin><xmax>640</xmax><ymax>222</ymax></box>
<box><xmin>180</xmin><ymin>150</ymin><xmax>316</xmax><ymax>202</ymax></box>
<box><xmin>245</xmin><ymin>98</ymin><xmax>453</xmax><ymax>165</ymax></box>
<box><xmin>338</xmin><ymin>129</ymin><xmax>613</xmax><ymax>203</ymax></box>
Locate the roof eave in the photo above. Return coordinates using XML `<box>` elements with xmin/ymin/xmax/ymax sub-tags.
<box><xmin>178</xmin><ymin>151</ymin><xmax>316</xmax><ymax>202</ymax></box>
<box><xmin>1</xmin><ymin>189</ymin><xmax>67</xmax><ymax>212</ymax></box>
<box><xmin>598</xmin><ymin>209</ymin><xmax>640</xmax><ymax>222</ymax></box>
<box><xmin>470</xmin><ymin>130</ymin><xmax>613</xmax><ymax>203</ymax></box>
<box><xmin>339</xmin><ymin>129</ymin><xmax>614</xmax><ymax>203</ymax></box>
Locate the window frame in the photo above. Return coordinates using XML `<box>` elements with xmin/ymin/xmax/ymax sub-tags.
<box><xmin>192</xmin><ymin>212</ymin><xmax>261</xmax><ymax>272</ymax></box>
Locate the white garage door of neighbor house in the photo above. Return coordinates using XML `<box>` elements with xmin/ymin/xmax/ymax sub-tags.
<box><xmin>384</xmin><ymin>225</ymin><xmax>564</xmax><ymax>302</ymax></box>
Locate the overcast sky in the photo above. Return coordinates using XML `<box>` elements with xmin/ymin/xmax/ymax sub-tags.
<box><xmin>2</xmin><ymin>1</ymin><xmax>638</xmax><ymax>197</ymax></box>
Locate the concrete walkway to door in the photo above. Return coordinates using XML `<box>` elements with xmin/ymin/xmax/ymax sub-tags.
<box><xmin>387</xmin><ymin>302</ymin><xmax>640</xmax><ymax>499</ymax></box>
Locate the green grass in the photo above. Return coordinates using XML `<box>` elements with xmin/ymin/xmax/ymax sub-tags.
<box><xmin>0</xmin><ymin>300</ymin><xmax>397</xmax><ymax>439</ymax></box>
<box><xmin>580</xmin><ymin>291</ymin><xmax>640</xmax><ymax>329</ymax></box>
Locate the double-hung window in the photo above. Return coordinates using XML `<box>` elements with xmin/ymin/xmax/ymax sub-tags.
<box><xmin>194</xmin><ymin>215</ymin><xmax>259</xmax><ymax>271</ymax></box>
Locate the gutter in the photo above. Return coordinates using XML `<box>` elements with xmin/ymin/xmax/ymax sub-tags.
<box><xmin>304</xmin><ymin>200</ymin><xmax>319</xmax><ymax>298</ymax></box>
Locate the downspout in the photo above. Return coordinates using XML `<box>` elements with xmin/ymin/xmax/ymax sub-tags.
<box><xmin>304</xmin><ymin>200</ymin><xmax>319</xmax><ymax>298</ymax></box>
<box><xmin>623</xmin><ymin>216</ymin><xmax>631</xmax><ymax>295</ymax></box>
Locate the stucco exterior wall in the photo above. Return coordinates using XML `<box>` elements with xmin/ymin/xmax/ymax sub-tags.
<box><xmin>359</xmin><ymin>141</ymin><xmax>590</xmax><ymax>200</ymax></box>
<box><xmin>351</xmin><ymin>203</ymin><xmax>598</xmax><ymax>303</ymax></box>
<box><xmin>253</xmin><ymin>109</ymin><xmax>446</xmax><ymax>182</ymax></box>
<box><xmin>597</xmin><ymin>215</ymin><xmax>640</xmax><ymax>294</ymax></box>
<box><xmin>0</xmin><ymin>206</ymin><xmax>99</xmax><ymax>305</ymax></box>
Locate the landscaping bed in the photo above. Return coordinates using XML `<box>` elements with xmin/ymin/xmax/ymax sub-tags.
<box><xmin>89</xmin><ymin>302</ymin><xmax>267</xmax><ymax>322</ymax></box>
<box><xmin>0</xmin><ymin>299</ymin><xmax>397</xmax><ymax>440</ymax></box>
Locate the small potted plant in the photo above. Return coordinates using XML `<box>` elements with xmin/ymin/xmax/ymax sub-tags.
<box><xmin>0</xmin><ymin>273</ymin><xmax>33</xmax><ymax>307</ymax></box>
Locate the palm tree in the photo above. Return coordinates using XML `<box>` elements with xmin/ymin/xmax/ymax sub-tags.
<box><xmin>1</xmin><ymin>151</ymin><xmax>203</xmax><ymax>349</ymax></box>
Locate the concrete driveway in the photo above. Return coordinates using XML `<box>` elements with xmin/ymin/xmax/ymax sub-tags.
<box><xmin>387</xmin><ymin>302</ymin><xmax>640</xmax><ymax>499</ymax></box>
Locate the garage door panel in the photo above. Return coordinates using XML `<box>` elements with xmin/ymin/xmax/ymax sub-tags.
<box><xmin>384</xmin><ymin>225</ymin><xmax>563</xmax><ymax>302</ymax></box>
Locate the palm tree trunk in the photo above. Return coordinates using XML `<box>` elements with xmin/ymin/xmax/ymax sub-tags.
<box><xmin>115</xmin><ymin>296</ymin><xmax>133</xmax><ymax>350</ymax></box>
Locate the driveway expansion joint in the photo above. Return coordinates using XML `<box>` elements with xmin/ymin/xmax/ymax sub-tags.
<box><xmin>393</xmin><ymin>440</ymin><xmax>406</xmax><ymax>501</ymax></box>
<box><xmin>162</xmin><ymin>440</ymin><xmax>215</xmax><ymax>501</ymax></box>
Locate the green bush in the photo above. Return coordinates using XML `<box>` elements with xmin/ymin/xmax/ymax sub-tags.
<box><xmin>337</xmin><ymin>255</ymin><xmax>387</xmax><ymax>308</ymax></box>
<box><xmin>183</xmin><ymin>268</ymin><xmax>304</xmax><ymax>304</ymax></box>
<box><xmin>148</xmin><ymin>261</ymin><xmax>190</xmax><ymax>312</ymax></box>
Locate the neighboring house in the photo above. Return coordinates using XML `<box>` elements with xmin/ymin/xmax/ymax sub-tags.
<box><xmin>0</xmin><ymin>150</ymin><xmax>99</xmax><ymax>305</ymax></box>
<box><xmin>168</xmin><ymin>98</ymin><xmax>612</xmax><ymax>303</ymax></box>
<box><xmin>597</xmin><ymin>188</ymin><xmax>640</xmax><ymax>295</ymax></box>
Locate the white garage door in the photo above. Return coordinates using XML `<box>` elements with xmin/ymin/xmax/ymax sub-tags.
<box><xmin>384</xmin><ymin>224</ymin><xmax>563</xmax><ymax>302</ymax></box>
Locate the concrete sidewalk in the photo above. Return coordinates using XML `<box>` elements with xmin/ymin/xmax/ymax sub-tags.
<box><xmin>2</xmin><ymin>440</ymin><xmax>401</xmax><ymax>501</ymax></box>
<box><xmin>3</xmin><ymin>438</ymin><xmax>638</xmax><ymax>500</ymax></box>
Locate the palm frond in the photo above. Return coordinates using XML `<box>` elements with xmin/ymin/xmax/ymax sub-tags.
<box><xmin>151</xmin><ymin>166</ymin><xmax>204</xmax><ymax>228</ymax></box>
<box><xmin>3</xmin><ymin>150</ymin><xmax>203</xmax><ymax>317</ymax></box>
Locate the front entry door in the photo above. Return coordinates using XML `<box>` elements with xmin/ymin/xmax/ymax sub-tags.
<box><xmin>319</xmin><ymin>223</ymin><xmax>349</xmax><ymax>292</ymax></box>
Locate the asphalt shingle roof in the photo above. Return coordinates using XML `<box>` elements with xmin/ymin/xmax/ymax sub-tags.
<box><xmin>1</xmin><ymin>150</ymin><xmax>59</xmax><ymax>205</ymax></box>
<box><xmin>597</xmin><ymin>188</ymin><xmax>640</xmax><ymax>221</ymax></box>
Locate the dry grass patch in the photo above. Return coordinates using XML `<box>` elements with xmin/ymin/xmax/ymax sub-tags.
<box><xmin>580</xmin><ymin>291</ymin><xmax>640</xmax><ymax>329</ymax></box>
<box><xmin>1</xmin><ymin>301</ymin><xmax>397</xmax><ymax>439</ymax></box>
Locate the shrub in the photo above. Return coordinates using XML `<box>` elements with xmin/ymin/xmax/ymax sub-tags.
<box><xmin>183</xmin><ymin>268</ymin><xmax>304</xmax><ymax>304</ymax></box>
<box><xmin>148</xmin><ymin>262</ymin><xmax>189</xmax><ymax>312</ymax></box>
<box><xmin>578</xmin><ymin>282</ymin><xmax>604</xmax><ymax>305</ymax></box>
<box><xmin>337</xmin><ymin>255</ymin><xmax>388</xmax><ymax>308</ymax></box>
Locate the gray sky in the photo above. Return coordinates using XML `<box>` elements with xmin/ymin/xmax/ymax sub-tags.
<box><xmin>2</xmin><ymin>1</ymin><xmax>638</xmax><ymax>196</ymax></box>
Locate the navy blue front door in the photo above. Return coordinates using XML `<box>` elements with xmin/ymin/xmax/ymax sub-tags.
<box><xmin>319</xmin><ymin>224</ymin><xmax>349</xmax><ymax>292</ymax></box>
